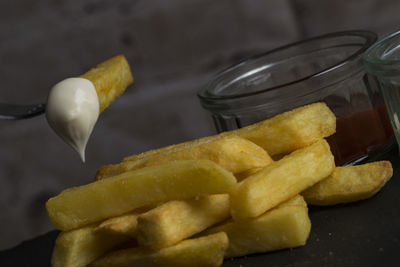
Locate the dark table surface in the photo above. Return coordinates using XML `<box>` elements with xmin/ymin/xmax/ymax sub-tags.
<box><xmin>1</xmin><ymin>149</ymin><xmax>399</xmax><ymax>267</ymax></box>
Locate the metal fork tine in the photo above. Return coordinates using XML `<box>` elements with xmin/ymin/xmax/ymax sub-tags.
<box><xmin>0</xmin><ymin>103</ymin><xmax>46</xmax><ymax>120</ymax></box>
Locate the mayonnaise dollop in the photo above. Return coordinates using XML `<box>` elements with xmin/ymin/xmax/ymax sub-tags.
<box><xmin>46</xmin><ymin>77</ymin><xmax>99</xmax><ymax>162</ymax></box>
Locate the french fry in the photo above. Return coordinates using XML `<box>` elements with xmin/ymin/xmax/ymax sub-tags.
<box><xmin>302</xmin><ymin>161</ymin><xmax>393</xmax><ymax>206</ymax></box>
<box><xmin>96</xmin><ymin>135</ymin><xmax>273</xmax><ymax>180</ymax></box>
<box><xmin>136</xmin><ymin>194</ymin><xmax>230</xmax><ymax>249</ymax></box>
<box><xmin>93</xmin><ymin>209</ymin><xmax>145</xmax><ymax>238</ymax></box>
<box><xmin>232</xmin><ymin>102</ymin><xmax>336</xmax><ymax>155</ymax></box>
<box><xmin>117</xmin><ymin>102</ymin><xmax>334</xmax><ymax>165</ymax></box>
<box><xmin>230</xmin><ymin>139</ymin><xmax>335</xmax><ymax>221</ymax></box>
<box><xmin>203</xmin><ymin>195</ymin><xmax>310</xmax><ymax>258</ymax></box>
<box><xmin>46</xmin><ymin>160</ymin><xmax>236</xmax><ymax>231</ymax></box>
<box><xmin>89</xmin><ymin>232</ymin><xmax>229</xmax><ymax>267</ymax></box>
<box><xmin>80</xmin><ymin>54</ymin><xmax>134</xmax><ymax>113</ymax></box>
<box><xmin>234</xmin><ymin>167</ymin><xmax>264</xmax><ymax>182</ymax></box>
<box><xmin>51</xmin><ymin>224</ymin><xmax>130</xmax><ymax>267</ymax></box>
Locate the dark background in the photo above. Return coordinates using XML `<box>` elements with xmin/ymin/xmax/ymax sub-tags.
<box><xmin>0</xmin><ymin>0</ymin><xmax>399</xmax><ymax>250</ymax></box>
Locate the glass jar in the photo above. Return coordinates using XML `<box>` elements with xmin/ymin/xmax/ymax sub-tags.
<box><xmin>198</xmin><ymin>31</ymin><xmax>394</xmax><ymax>166</ymax></box>
<box><xmin>364</xmin><ymin>29</ymin><xmax>400</xmax><ymax>155</ymax></box>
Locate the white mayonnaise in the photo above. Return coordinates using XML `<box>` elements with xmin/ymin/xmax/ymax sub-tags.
<box><xmin>46</xmin><ymin>77</ymin><xmax>99</xmax><ymax>162</ymax></box>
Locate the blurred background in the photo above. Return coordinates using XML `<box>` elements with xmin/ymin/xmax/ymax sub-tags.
<box><xmin>0</xmin><ymin>0</ymin><xmax>399</xmax><ymax>250</ymax></box>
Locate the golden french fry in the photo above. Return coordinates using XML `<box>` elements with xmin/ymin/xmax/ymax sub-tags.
<box><xmin>89</xmin><ymin>232</ymin><xmax>229</xmax><ymax>267</ymax></box>
<box><xmin>230</xmin><ymin>139</ymin><xmax>335</xmax><ymax>221</ymax></box>
<box><xmin>118</xmin><ymin>102</ymin><xmax>334</xmax><ymax>166</ymax></box>
<box><xmin>203</xmin><ymin>195</ymin><xmax>310</xmax><ymax>258</ymax></box>
<box><xmin>136</xmin><ymin>194</ymin><xmax>230</xmax><ymax>249</ymax></box>
<box><xmin>51</xmin><ymin>224</ymin><xmax>129</xmax><ymax>267</ymax></box>
<box><xmin>234</xmin><ymin>167</ymin><xmax>264</xmax><ymax>182</ymax></box>
<box><xmin>46</xmin><ymin>160</ymin><xmax>236</xmax><ymax>231</ymax></box>
<box><xmin>96</xmin><ymin>135</ymin><xmax>273</xmax><ymax>180</ymax></box>
<box><xmin>302</xmin><ymin>161</ymin><xmax>393</xmax><ymax>205</ymax></box>
<box><xmin>93</xmin><ymin>209</ymin><xmax>146</xmax><ymax>238</ymax></box>
<box><xmin>232</xmin><ymin>102</ymin><xmax>336</xmax><ymax>155</ymax></box>
<box><xmin>80</xmin><ymin>54</ymin><xmax>134</xmax><ymax>113</ymax></box>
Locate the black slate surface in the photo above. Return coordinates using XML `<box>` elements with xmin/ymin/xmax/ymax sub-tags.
<box><xmin>1</xmin><ymin>149</ymin><xmax>399</xmax><ymax>267</ymax></box>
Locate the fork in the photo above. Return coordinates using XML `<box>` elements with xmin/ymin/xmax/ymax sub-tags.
<box><xmin>0</xmin><ymin>103</ymin><xmax>46</xmax><ymax>120</ymax></box>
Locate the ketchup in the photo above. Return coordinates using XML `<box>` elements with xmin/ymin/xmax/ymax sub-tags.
<box><xmin>326</xmin><ymin>104</ymin><xmax>394</xmax><ymax>166</ymax></box>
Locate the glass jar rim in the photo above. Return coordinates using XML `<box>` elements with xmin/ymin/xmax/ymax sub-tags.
<box><xmin>198</xmin><ymin>30</ymin><xmax>377</xmax><ymax>101</ymax></box>
<box><xmin>363</xmin><ymin>29</ymin><xmax>400</xmax><ymax>70</ymax></box>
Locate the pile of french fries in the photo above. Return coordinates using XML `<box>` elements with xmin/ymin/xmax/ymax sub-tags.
<box><xmin>46</xmin><ymin>102</ymin><xmax>393</xmax><ymax>267</ymax></box>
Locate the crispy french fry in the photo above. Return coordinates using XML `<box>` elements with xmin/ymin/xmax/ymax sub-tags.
<box><xmin>51</xmin><ymin>224</ymin><xmax>130</xmax><ymax>267</ymax></box>
<box><xmin>232</xmin><ymin>102</ymin><xmax>336</xmax><ymax>155</ymax></box>
<box><xmin>80</xmin><ymin>54</ymin><xmax>134</xmax><ymax>113</ymax></box>
<box><xmin>136</xmin><ymin>194</ymin><xmax>230</xmax><ymax>249</ymax></box>
<box><xmin>89</xmin><ymin>232</ymin><xmax>229</xmax><ymax>267</ymax></box>
<box><xmin>234</xmin><ymin>167</ymin><xmax>264</xmax><ymax>182</ymax></box>
<box><xmin>203</xmin><ymin>195</ymin><xmax>310</xmax><ymax>258</ymax></box>
<box><xmin>96</xmin><ymin>135</ymin><xmax>272</xmax><ymax>180</ymax></box>
<box><xmin>93</xmin><ymin>209</ymin><xmax>145</xmax><ymax>238</ymax></box>
<box><xmin>230</xmin><ymin>139</ymin><xmax>335</xmax><ymax>221</ymax></box>
<box><xmin>117</xmin><ymin>102</ymin><xmax>334</xmax><ymax>165</ymax></box>
<box><xmin>302</xmin><ymin>161</ymin><xmax>393</xmax><ymax>205</ymax></box>
<box><xmin>46</xmin><ymin>160</ymin><xmax>236</xmax><ymax>231</ymax></box>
